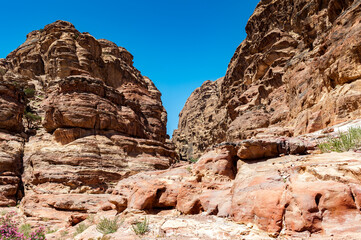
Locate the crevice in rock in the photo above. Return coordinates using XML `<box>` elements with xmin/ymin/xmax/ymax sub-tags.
<box><xmin>315</xmin><ymin>193</ymin><xmax>322</xmax><ymax>207</ymax></box>
<box><xmin>47</xmin><ymin>204</ymin><xmax>87</xmax><ymax>213</ymax></box>
<box><xmin>231</xmin><ymin>155</ymin><xmax>240</xmax><ymax>179</ymax></box>
<box><xmin>16</xmin><ymin>146</ymin><xmax>25</xmax><ymax>203</ymax></box>
<box><xmin>350</xmin><ymin>190</ymin><xmax>356</xmax><ymax>203</ymax></box>
<box><xmin>279</xmin><ymin>202</ymin><xmax>289</xmax><ymax>235</ymax></box>
<box><xmin>349</xmin><ymin>188</ymin><xmax>359</xmax><ymax>210</ymax></box>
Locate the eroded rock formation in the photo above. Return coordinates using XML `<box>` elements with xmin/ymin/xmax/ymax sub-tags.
<box><xmin>0</xmin><ymin>82</ymin><xmax>25</xmax><ymax>206</ymax></box>
<box><xmin>1</xmin><ymin>1</ymin><xmax>361</xmax><ymax>238</ymax></box>
<box><xmin>110</xmin><ymin>140</ymin><xmax>361</xmax><ymax>238</ymax></box>
<box><xmin>0</xmin><ymin>21</ymin><xmax>177</xmax><ymax>211</ymax></box>
<box><xmin>173</xmin><ymin>0</ymin><xmax>361</xmax><ymax>159</ymax></box>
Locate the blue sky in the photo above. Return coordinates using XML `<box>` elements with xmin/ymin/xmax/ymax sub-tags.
<box><xmin>0</xmin><ymin>0</ymin><xmax>259</xmax><ymax>136</ymax></box>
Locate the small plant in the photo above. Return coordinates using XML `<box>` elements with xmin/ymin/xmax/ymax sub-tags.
<box><xmin>186</xmin><ymin>166</ymin><xmax>192</xmax><ymax>173</ymax></box>
<box><xmin>96</xmin><ymin>217</ymin><xmax>121</xmax><ymax>235</ymax></box>
<box><xmin>189</xmin><ymin>157</ymin><xmax>199</xmax><ymax>163</ymax></box>
<box><xmin>74</xmin><ymin>222</ymin><xmax>89</xmax><ymax>236</ymax></box>
<box><xmin>89</xmin><ymin>236</ymin><xmax>111</xmax><ymax>240</ymax></box>
<box><xmin>24</xmin><ymin>109</ymin><xmax>42</xmax><ymax>129</ymax></box>
<box><xmin>0</xmin><ymin>68</ymin><xmax>6</xmax><ymax>76</ymax></box>
<box><xmin>318</xmin><ymin>127</ymin><xmax>361</xmax><ymax>153</ymax></box>
<box><xmin>39</xmin><ymin>28</ymin><xmax>44</xmax><ymax>33</ymax></box>
<box><xmin>46</xmin><ymin>227</ymin><xmax>57</xmax><ymax>234</ymax></box>
<box><xmin>73</xmin><ymin>34</ymin><xmax>80</xmax><ymax>40</ymax></box>
<box><xmin>60</xmin><ymin>230</ymin><xmax>69</xmax><ymax>237</ymax></box>
<box><xmin>23</xmin><ymin>87</ymin><xmax>35</xmax><ymax>98</ymax></box>
<box><xmin>132</xmin><ymin>217</ymin><xmax>149</xmax><ymax>236</ymax></box>
<box><xmin>19</xmin><ymin>223</ymin><xmax>32</xmax><ymax>237</ymax></box>
<box><xmin>87</xmin><ymin>214</ymin><xmax>95</xmax><ymax>224</ymax></box>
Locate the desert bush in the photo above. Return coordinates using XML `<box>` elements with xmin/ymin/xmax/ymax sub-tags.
<box><xmin>73</xmin><ymin>223</ymin><xmax>89</xmax><ymax>236</ymax></box>
<box><xmin>23</xmin><ymin>88</ymin><xmax>35</xmax><ymax>98</ymax></box>
<box><xmin>89</xmin><ymin>236</ymin><xmax>111</xmax><ymax>240</ymax></box>
<box><xmin>318</xmin><ymin>127</ymin><xmax>361</xmax><ymax>152</ymax></box>
<box><xmin>132</xmin><ymin>217</ymin><xmax>149</xmax><ymax>236</ymax></box>
<box><xmin>19</xmin><ymin>224</ymin><xmax>32</xmax><ymax>237</ymax></box>
<box><xmin>189</xmin><ymin>157</ymin><xmax>198</xmax><ymax>163</ymax></box>
<box><xmin>24</xmin><ymin>109</ymin><xmax>42</xmax><ymax>129</ymax></box>
<box><xmin>96</xmin><ymin>217</ymin><xmax>121</xmax><ymax>235</ymax></box>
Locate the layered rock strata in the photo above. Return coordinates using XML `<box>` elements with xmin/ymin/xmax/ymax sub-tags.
<box><xmin>0</xmin><ymin>81</ymin><xmax>25</xmax><ymax>206</ymax></box>
<box><xmin>173</xmin><ymin>0</ymin><xmax>361</xmax><ymax>159</ymax></box>
<box><xmin>0</xmin><ymin>21</ymin><xmax>177</xmax><ymax>213</ymax></box>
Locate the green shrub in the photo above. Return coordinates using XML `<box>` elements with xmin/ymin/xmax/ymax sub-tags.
<box><xmin>24</xmin><ymin>109</ymin><xmax>42</xmax><ymax>129</ymax></box>
<box><xmin>318</xmin><ymin>127</ymin><xmax>361</xmax><ymax>153</ymax></box>
<box><xmin>189</xmin><ymin>157</ymin><xmax>198</xmax><ymax>163</ymax></box>
<box><xmin>74</xmin><ymin>222</ymin><xmax>89</xmax><ymax>236</ymax></box>
<box><xmin>23</xmin><ymin>87</ymin><xmax>35</xmax><ymax>97</ymax></box>
<box><xmin>89</xmin><ymin>236</ymin><xmax>111</xmax><ymax>240</ymax></box>
<box><xmin>132</xmin><ymin>217</ymin><xmax>149</xmax><ymax>236</ymax></box>
<box><xmin>96</xmin><ymin>217</ymin><xmax>121</xmax><ymax>235</ymax></box>
<box><xmin>19</xmin><ymin>223</ymin><xmax>32</xmax><ymax>237</ymax></box>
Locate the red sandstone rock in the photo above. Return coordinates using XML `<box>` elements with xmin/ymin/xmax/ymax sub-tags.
<box><xmin>111</xmin><ymin>145</ymin><xmax>361</xmax><ymax>238</ymax></box>
<box><xmin>0</xmin><ymin>20</ymin><xmax>177</xmax><ymax>219</ymax></box>
<box><xmin>0</xmin><ymin>82</ymin><xmax>25</xmax><ymax>206</ymax></box>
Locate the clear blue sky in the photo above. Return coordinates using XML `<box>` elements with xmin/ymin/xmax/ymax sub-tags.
<box><xmin>0</xmin><ymin>0</ymin><xmax>259</xmax><ymax>136</ymax></box>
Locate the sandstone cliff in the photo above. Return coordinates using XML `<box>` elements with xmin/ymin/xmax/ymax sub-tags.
<box><xmin>2</xmin><ymin>2</ymin><xmax>361</xmax><ymax>239</ymax></box>
<box><xmin>0</xmin><ymin>21</ymin><xmax>177</xmax><ymax>211</ymax></box>
<box><xmin>173</xmin><ymin>0</ymin><xmax>361</xmax><ymax>159</ymax></box>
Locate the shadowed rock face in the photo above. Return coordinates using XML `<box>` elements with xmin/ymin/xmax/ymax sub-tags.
<box><xmin>173</xmin><ymin>0</ymin><xmax>361</xmax><ymax>159</ymax></box>
<box><xmin>0</xmin><ymin>20</ymin><xmax>177</xmax><ymax>207</ymax></box>
<box><xmin>0</xmin><ymin>81</ymin><xmax>25</xmax><ymax>206</ymax></box>
<box><xmin>172</xmin><ymin>78</ymin><xmax>227</xmax><ymax>160</ymax></box>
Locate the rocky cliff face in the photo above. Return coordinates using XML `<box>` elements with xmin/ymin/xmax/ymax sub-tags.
<box><xmin>0</xmin><ymin>21</ymin><xmax>177</xmax><ymax>210</ymax></box>
<box><xmin>172</xmin><ymin>77</ymin><xmax>227</xmax><ymax>160</ymax></box>
<box><xmin>173</xmin><ymin>0</ymin><xmax>361</xmax><ymax>159</ymax></box>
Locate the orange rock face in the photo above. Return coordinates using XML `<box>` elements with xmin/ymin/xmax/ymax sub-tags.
<box><xmin>0</xmin><ymin>21</ymin><xmax>177</xmax><ymax>213</ymax></box>
<box><xmin>173</xmin><ymin>0</ymin><xmax>361</xmax><ymax>159</ymax></box>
